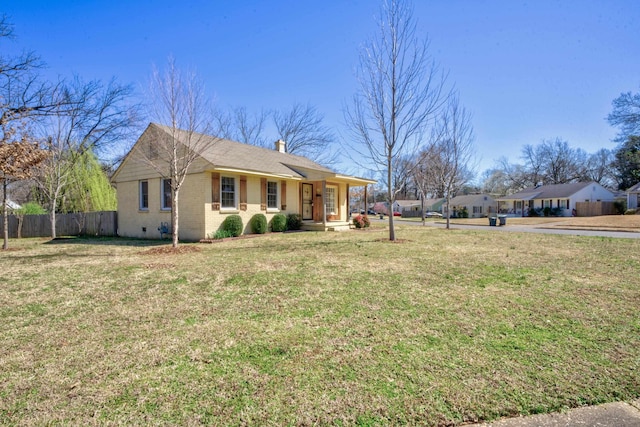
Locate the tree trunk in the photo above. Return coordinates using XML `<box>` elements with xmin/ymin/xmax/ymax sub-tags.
<box><xmin>2</xmin><ymin>178</ymin><xmax>8</xmax><ymax>250</ymax></box>
<box><xmin>50</xmin><ymin>209</ymin><xmax>57</xmax><ymax>239</ymax></box>
<box><xmin>445</xmin><ymin>196</ymin><xmax>451</xmax><ymax>229</ymax></box>
<box><xmin>172</xmin><ymin>189</ymin><xmax>179</xmax><ymax>248</ymax></box>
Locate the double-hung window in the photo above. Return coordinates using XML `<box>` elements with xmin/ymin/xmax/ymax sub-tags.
<box><xmin>221</xmin><ymin>176</ymin><xmax>236</xmax><ymax>209</ymax></box>
<box><xmin>139</xmin><ymin>180</ymin><xmax>149</xmax><ymax>210</ymax></box>
<box><xmin>326</xmin><ymin>186</ymin><xmax>337</xmax><ymax>215</ymax></box>
<box><xmin>267</xmin><ymin>181</ymin><xmax>278</xmax><ymax>210</ymax></box>
<box><xmin>161</xmin><ymin>178</ymin><xmax>172</xmax><ymax>210</ymax></box>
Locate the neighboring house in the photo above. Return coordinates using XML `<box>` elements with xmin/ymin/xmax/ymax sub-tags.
<box><xmin>3</xmin><ymin>199</ymin><xmax>21</xmax><ymax>211</ymax></box>
<box><xmin>444</xmin><ymin>194</ymin><xmax>496</xmax><ymax>218</ymax></box>
<box><xmin>111</xmin><ymin>123</ymin><xmax>375</xmax><ymax>240</ymax></box>
<box><xmin>497</xmin><ymin>182</ymin><xmax>615</xmax><ymax>217</ymax></box>
<box><xmin>627</xmin><ymin>182</ymin><xmax>640</xmax><ymax>210</ymax></box>
<box><xmin>393</xmin><ymin>199</ymin><xmax>420</xmax><ymax>213</ymax></box>
<box><xmin>424</xmin><ymin>197</ymin><xmax>445</xmax><ymax>213</ymax></box>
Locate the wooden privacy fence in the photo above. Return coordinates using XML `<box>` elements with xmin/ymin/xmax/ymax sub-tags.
<box><xmin>1</xmin><ymin>211</ymin><xmax>117</xmax><ymax>238</ymax></box>
<box><xmin>575</xmin><ymin>201</ymin><xmax>616</xmax><ymax>217</ymax></box>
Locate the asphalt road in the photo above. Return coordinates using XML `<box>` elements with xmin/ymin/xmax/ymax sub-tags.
<box><xmin>379</xmin><ymin>218</ymin><xmax>640</xmax><ymax>239</ymax></box>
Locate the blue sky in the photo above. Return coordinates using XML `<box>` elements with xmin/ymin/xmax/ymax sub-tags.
<box><xmin>3</xmin><ymin>0</ymin><xmax>639</xmax><ymax>179</ymax></box>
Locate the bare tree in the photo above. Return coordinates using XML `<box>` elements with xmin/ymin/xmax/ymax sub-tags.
<box><xmin>608</xmin><ymin>88</ymin><xmax>640</xmax><ymax>143</ymax></box>
<box><xmin>214</xmin><ymin>106</ymin><xmax>269</xmax><ymax>147</ymax></box>
<box><xmin>1</xmin><ymin>15</ymin><xmax>60</xmax><ymax>249</ymax></box>
<box><xmin>273</xmin><ymin>102</ymin><xmax>336</xmax><ymax>165</ymax></box>
<box><xmin>430</xmin><ymin>94</ymin><xmax>475</xmax><ymax>229</ymax></box>
<box><xmin>345</xmin><ymin>0</ymin><xmax>448</xmax><ymax>241</ymax></box>
<box><xmin>140</xmin><ymin>57</ymin><xmax>216</xmax><ymax>248</ymax></box>
<box><xmin>34</xmin><ymin>76</ymin><xmax>139</xmax><ymax>238</ymax></box>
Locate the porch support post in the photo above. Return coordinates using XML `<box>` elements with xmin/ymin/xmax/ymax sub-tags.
<box><xmin>322</xmin><ymin>180</ymin><xmax>327</xmax><ymax>225</ymax></box>
<box><xmin>364</xmin><ymin>185</ymin><xmax>368</xmax><ymax>214</ymax></box>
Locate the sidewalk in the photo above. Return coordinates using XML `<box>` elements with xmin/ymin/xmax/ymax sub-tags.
<box><xmin>469</xmin><ymin>399</ymin><xmax>640</xmax><ymax>426</ymax></box>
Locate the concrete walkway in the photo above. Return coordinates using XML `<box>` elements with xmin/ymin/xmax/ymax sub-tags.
<box><xmin>468</xmin><ymin>399</ymin><xmax>640</xmax><ymax>427</ymax></box>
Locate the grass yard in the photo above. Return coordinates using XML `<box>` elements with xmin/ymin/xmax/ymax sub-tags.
<box><xmin>1</xmin><ymin>226</ymin><xmax>639</xmax><ymax>426</ymax></box>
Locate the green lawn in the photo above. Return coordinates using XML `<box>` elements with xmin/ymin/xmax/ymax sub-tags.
<box><xmin>1</xmin><ymin>226</ymin><xmax>639</xmax><ymax>426</ymax></box>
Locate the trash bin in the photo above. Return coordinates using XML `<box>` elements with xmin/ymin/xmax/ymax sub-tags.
<box><xmin>489</xmin><ymin>217</ymin><xmax>497</xmax><ymax>226</ymax></box>
<box><xmin>498</xmin><ymin>215</ymin><xmax>507</xmax><ymax>226</ymax></box>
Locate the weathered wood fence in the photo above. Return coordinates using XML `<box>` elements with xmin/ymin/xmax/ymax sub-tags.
<box><xmin>575</xmin><ymin>201</ymin><xmax>617</xmax><ymax>217</ymax></box>
<box><xmin>1</xmin><ymin>211</ymin><xmax>117</xmax><ymax>238</ymax></box>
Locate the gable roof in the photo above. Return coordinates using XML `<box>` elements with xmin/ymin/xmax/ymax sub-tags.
<box><xmin>627</xmin><ymin>182</ymin><xmax>640</xmax><ymax>193</ymax></box>
<box><xmin>154</xmin><ymin>123</ymin><xmax>333</xmax><ymax>179</ymax></box>
<box><xmin>449</xmin><ymin>194</ymin><xmax>495</xmax><ymax>205</ymax></box>
<box><xmin>499</xmin><ymin>182</ymin><xmax>596</xmax><ymax>201</ymax></box>
<box><xmin>114</xmin><ymin>123</ymin><xmax>375</xmax><ymax>185</ymax></box>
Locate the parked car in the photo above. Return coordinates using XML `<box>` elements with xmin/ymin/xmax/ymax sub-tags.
<box><xmin>393</xmin><ymin>211</ymin><xmax>401</xmax><ymax>216</ymax></box>
<box><xmin>425</xmin><ymin>211</ymin><xmax>443</xmax><ymax>218</ymax></box>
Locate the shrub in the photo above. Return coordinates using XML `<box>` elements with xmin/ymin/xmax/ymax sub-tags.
<box><xmin>543</xmin><ymin>207</ymin><xmax>551</xmax><ymax>217</ymax></box>
<box><xmin>15</xmin><ymin>202</ymin><xmax>46</xmax><ymax>215</ymax></box>
<box><xmin>271</xmin><ymin>214</ymin><xmax>287</xmax><ymax>232</ymax></box>
<box><xmin>353</xmin><ymin>214</ymin><xmax>371</xmax><ymax>229</ymax></box>
<box><xmin>287</xmin><ymin>213</ymin><xmax>302</xmax><ymax>231</ymax></box>
<box><xmin>624</xmin><ymin>208</ymin><xmax>639</xmax><ymax>215</ymax></box>
<box><xmin>221</xmin><ymin>214</ymin><xmax>243</xmax><ymax>237</ymax></box>
<box><xmin>209</xmin><ymin>230</ymin><xmax>234</xmax><ymax>240</ymax></box>
<box><xmin>250</xmin><ymin>213</ymin><xmax>267</xmax><ymax>234</ymax></box>
<box><xmin>614</xmin><ymin>200</ymin><xmax>627</xmax><ymax>215</ymax></box>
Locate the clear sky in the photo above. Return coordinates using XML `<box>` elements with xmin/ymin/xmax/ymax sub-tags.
<box><xmin>3</xmin><ymin>0</ymin><xmax>639</xmax><ymax>180</ymax></box>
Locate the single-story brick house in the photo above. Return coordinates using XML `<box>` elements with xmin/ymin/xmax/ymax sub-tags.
<box><xmin>497</xmin><ymin>182</ymin><xmax>615</xmax><ymax>216</ymax></box>
<box><xmin>111</xmin><ymin>123</ymin><xmax>375</xmax><ymax>240</ymax></box>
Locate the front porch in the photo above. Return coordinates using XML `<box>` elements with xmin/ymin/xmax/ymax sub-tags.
<box><xmin>301</xmin><ymin>221</ymin><xmax>353</xmax><ymax>232</ymax></box>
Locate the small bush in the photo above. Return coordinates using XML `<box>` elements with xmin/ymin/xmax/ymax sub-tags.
<box><xmin>15</xmin><ymin>202</ymin><xmax>46</xmax><ymax>215</ymax></box>
<box><xmin>624</xmin><ymin>208</ymin><xmax>639</xmax><ymax>215</ymax></box>
<box><xmin>543</xmin><ymin>207</ymin><xmax>551</xmax><ymax>217</ymax></box>
<box><xmin>210</xmin><ymin>230</ymin><xmax>234</xmax><ymax>240</ymax></box>
<box><xmin>353</xmin><ymin>214</ymin><xmax>371</xmax><ymax>229</ymax></box>
<box><xmin>614</xmin><ymin>200</ymin><xmax>627</xmax><ymax>214</ymax></box>
<box><xmin>287</xmin><ymin>213</ymin><xmax>302</xmax><ymax>231</ymax></box>
<box><xmin>250</xmin><ymin>213</ymin><xmax>267</xmax><ymax>234</ymax></box>
<box><xmin>271</xmin><ymin>214</ymin><xmax>287</xmax><ymax>232</ymax></box>
<box><xmin>221</xmin><ymin>214</ymin><xmax>243</xmax><ymax>237</ymax></box>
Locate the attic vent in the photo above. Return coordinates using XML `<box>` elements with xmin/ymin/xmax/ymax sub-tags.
<box><xmin>275</xmin><ymin>139</ymin><xmax>286</xmax><ymax>153</ymax></box>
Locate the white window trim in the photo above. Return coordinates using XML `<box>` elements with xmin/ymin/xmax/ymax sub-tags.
<box><xmin>267</xmin><ymin>180</ymin><xmax>279</xmax><ymax>211</ymax></box>
<box><xmin>161</xmin><ymin>178</ymin><xmax>172</xmax><ymax>211</ymax></box>
<box><xmin>220</xmin><ymin>176</ymin><xmax>238</xmax><ymax>210</ymax></box>
<box><xmin>326</xmin><ymin>185</ymin><xmax>338</xmax><ymax>215</ymax></box>
<box><xmin>139</xmin><ymin>180</ymin><xmax>149</xmax><ymax>211</ymax></box>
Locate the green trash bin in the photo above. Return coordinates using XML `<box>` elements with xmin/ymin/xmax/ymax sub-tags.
<box><xmin>489</xmin><ymin>217</ymin><xmax>497</xmax><ymax>226</ymax></box>
<box><xmin>498</xmin><ymin>215</ymin><xmax>507</xmax><ymax>226</ymax></box>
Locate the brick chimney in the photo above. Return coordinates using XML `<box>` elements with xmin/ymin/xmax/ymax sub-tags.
<box><xmin>275</xmin><ymin>139</ymin><xmax>286</xmax><ymax>153</ymax></box>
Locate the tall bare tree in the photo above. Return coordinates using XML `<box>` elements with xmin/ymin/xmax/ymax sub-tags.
<box><xmin>34</xmin><ymin>76</ymin><xmax>138</xmax><ymax>238</ymax></box>
<box><xmin>430</xmin><ymin>94</ymin><xmax>475</xmax><ymax>229</ymax></box>
<box><xmin>345</xmin><ymin>0</ymin><xmax>448</xmax><ymax>241</ymax></box>
<box><xmin>273</xmin><ymin>102</ymin><xmax>336</xmax><ymax>165</ymax></box>
<box><xmin>1</xmin><ymin>15</ymin><xmax>59</xmax><ymax>249</ymax></box>
<box><xmin>214</xmin><ymin>106</ymin><xmax>268</xmax><ymax>147</ymax></box>
<box><xmin>608</xmin><ymin>88</ymin><xmax>640</xmax><ymax>143</ymax></box>
<box><xmin>140</xmin><ymin>57</ymin><xmax>216</xmax><ymax>248</ymax></box>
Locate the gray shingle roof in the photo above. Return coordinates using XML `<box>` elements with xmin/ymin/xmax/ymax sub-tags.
<box><xmin>500</xmin><ymin>182</ymin><xmax>592</xmax><ymax>200</ymax></box>
<box><xmin>153</xmin><ymin>123</ymin><xmax>334</xmax><ymax>178</ymax></box>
